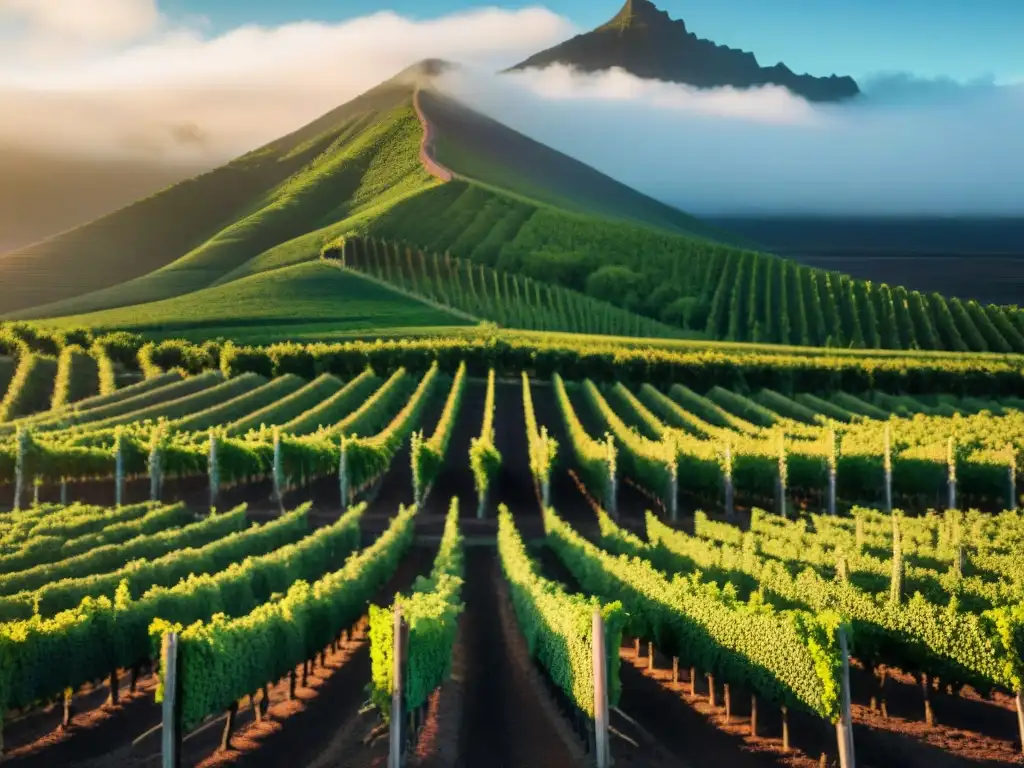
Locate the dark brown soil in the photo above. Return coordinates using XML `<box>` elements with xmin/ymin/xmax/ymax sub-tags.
<box><xmin>455</xmin><ymin>547</ymin><xmax>583</xmax><ymax>768</ymax></box>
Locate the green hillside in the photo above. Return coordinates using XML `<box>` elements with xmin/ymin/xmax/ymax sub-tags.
<box><xmin>6</xmin><ymin>59</ymin><xmax>1022</xmax><ymax>354</ymax></box>
<box><xmin>420</xmin><ymin>89</ymin><xmax>746</xmax><ymax>246</ymax></box>
<box><xmin>39</xmin><ymin>261</ymin><xmax>470</xmax><ymax>341</ymax></box>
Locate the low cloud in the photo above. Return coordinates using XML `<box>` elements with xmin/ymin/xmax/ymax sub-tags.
<box><xmin>0</xmin><ymin>6</ymin><xmax>573</xmax><ymax>162</ymax></box>
<box><xmin>437</xmin><ymin>65</ymin><xmax>1024</xmax><ymax>216</ymax></box>
<box><xmin>0</xmin><ymin>0</ymin><xmax>163</xmax><ymax>59</ymax></box>
<box><xmin>1</xmin><ymin>2</ymin><xmax>1020</xmax><ymax>215</ymax></box>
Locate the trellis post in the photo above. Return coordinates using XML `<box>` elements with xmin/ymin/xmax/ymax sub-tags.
<box><xmin>1015</xmin><ymin>690</ymin><xmax>1023</xmax><ymax>756</ymax></box>
<box><xmin>605</xmin><ymin>436</ymin><xmax>618</xmax><ymax>520</ymax></box>
<box><xmin>667</xmin><ymin>452</ymin><xmax>678</xmax><ymax>524</ymax></box>
<box><xmin>13</xmin><ymin>427</ymin><xmax>28</xmax><ymax>511</ymax></box>
<box><xmin>388</xmin><ymin>607</ymin><xmax>405</xmax><ymax>768</ymax></box>
<box><xmin>339</xmin><ymin>437</ymin><xmax>349</xmax><ymax>510</ymax></box>
<box><xmin>828</xmin><ymin>429</ymin><xmax>838</xmax><ymax>516</ymax></box>
<box><xmin>723</xmin><ymin>443</ymin><xmax>734</xmax><ymax>517</ymax></box>
<box><xmin>883</xmin><ymin>424</ymin><xmax>893</xmax><ymax>513</ymax></box>
<box><xmin>776</xmin><ymin>435</ymin><xmax>788</xmax><ymax>518</ymax></box>
<box><xmin>273</xmin><ymin>429</ymin><xmax>284</xmax><ymax>511</ymax></box>
<box><xmin>947</xmin><ymin>437</ymin><xmax>957</xmax><ymax>511</ymax></box>
<box><xmin>1007</xmin><ymin>444</ymin><xmax>1017</xmax><ymax>512</ymax></box>
<box><xmin>149</xmin><ymin>425</ymin><xmax>164</xmax><ymax>503</ymax></box>
<box><xmin>836</xmin><ymin>628</ymin><xmax>856</xmax><ymax>768</ymax></box>
<box><xmin>208</xmin><ymin>429</ymin><xmax>220</xmax><ymax>509</ymax></box>
<box><xmin>114</xmin><ymin>427</ymin><xmax>125</xmax><ymax>507</ymax></box>
<box><xmin>592</xmin><ymin>609</ymin><xmax>610</xmax><ymax>768</ymax></box>
<box><xmin>161</xmin><ymin>632</ymin><xmax>181</xmax><ymax>768</ymax></box>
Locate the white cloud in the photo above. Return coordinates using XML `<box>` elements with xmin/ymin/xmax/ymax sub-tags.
<box><xmin>436</xmin><ymin>64</ymin><xmax>1024</xmax><ymax>216</ymax></box>
<box><xmin>0</xmin><ymin>2</ymin><xmax>1019</xmax><ymax>215</ymax></box>
<box><xmin>0</xmin><ymin>0</ymin><xmax>162</xmax><ymax>58</ymax></box>
<box><xmin>0</xmin><ymin>6</ymin><xmax>573</xmax><ymax>161</ymax></box>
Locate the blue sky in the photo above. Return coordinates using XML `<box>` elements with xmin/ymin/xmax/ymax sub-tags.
<box><xmin>162</xmin><ymin>0</ymin><xmax>1022</xmax><ymax>83</ymax></box>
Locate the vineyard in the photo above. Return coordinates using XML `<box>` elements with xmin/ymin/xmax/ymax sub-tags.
<box><xmin>0</xmin><ymin>330</ymin><xmax>1020</xmax><ymax>768</ymax></box>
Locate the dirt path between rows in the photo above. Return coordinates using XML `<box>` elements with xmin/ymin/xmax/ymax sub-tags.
<box><xmin>413</xmin><ymin>88</ymin><xmax>454</xmax><ymax>183</ymax></box>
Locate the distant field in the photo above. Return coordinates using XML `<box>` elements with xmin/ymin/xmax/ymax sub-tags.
<box><xmin>710</xmin><ymin>216</ymin><xmax>1024</xmax><ymax>306</ymax></box>
<box><xmin>38</xmin><ymin>262</ymin><xmax>473</xmax><ymax>338</ymax></box>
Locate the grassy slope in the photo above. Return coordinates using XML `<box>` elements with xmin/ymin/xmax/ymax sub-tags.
<box><xmin>420</xmin><ymin>89</ymin><xmax>748</xmax><ymax>247</ymax></box>
<box><xmin>2</xmin><ymin>82</ymin><xmax>425</xmax><ymax>320</ymax></box>
<box><xmin>40</xmin><ymin>261</ymin><xmax>470</xmax><ymax>336</ymax></box>
<box><xmin>23</xmin><ymin>62</ymin><xmax>1007</xmax><ymax>354</ymax></box>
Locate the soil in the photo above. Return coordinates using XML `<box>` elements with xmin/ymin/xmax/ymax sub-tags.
<box><xmin>6</xmin><ymin>376</ymin><xmax>1023</xmax><ymax>768</ymax></box>
<box><xmin>455</xmin><ymin>548</ymin><xmax>583</xmax><ymax>768</ymax></box>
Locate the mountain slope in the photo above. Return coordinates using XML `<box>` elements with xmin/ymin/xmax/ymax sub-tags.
<box><xmin>14</xmin><ymin>59</ymin><xmax>1018</xmax><ymax>354</ymax></box>
<box><xmin>0</xmin><ymin>149</ymin><xmax>207</xmax><ymax>255</ymax></box>
<box><xmin>0</xmin><ymin>76</ymin><xmax>430</xmax><ymax>319</ymax></box>
<box><xmin>510</xmin><ymin>0</ymin><xmax>859</xmax><ymax>103</ymax></box>
<box><xmin>39</xmin><ymin>261</ymin><xmax>471</xmax><ymax>342</ymax></box>
<box><xmin>419</xmin><ymin>88</ymin><xmax>746</xmax><ymax>246</ymax></box>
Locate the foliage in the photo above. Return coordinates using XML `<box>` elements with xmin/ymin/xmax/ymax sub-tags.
<box><xmin>498</xmin><ymin>506</ymin><xmax>624</xmax><ymax>717</ymax></box>
<box><xmin>411</xmin><ymin>363</ymin><xmax>467</xmax><ymax>502</ymax></box>
<box><xmin>469</xmin><ymin>369</ymin><xmax>502</xmax><ymax>509</ymax></box>
<box><xmin>153</xmin><ymin>504</ymin><xmax>416</xmax><ymax>731</ymax></box>
<box><xmin>369</xmin><ymin>497</ymin><xmax>464</xmax><ymax>718</ymax></box>
<box><xmin>51</xmin><ymin>345</ymin><xmax>102</xmax><ymax>410</ymax></box>
<box><xmin>522</xmin><ymin>372</ymin><xmax>558</xmax><ymax>493</ymax></box>
<box><xmin>0</xmin><ymin>354</ymin><xmax>58</xmax><ymax>422</ymax></box>
<box><xmin>336</xmin><ymin>236</ymin><xmax>681</xmax><ymax>339</ymax></box>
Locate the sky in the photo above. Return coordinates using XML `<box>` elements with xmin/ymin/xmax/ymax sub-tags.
<box><xmin>156</xmin><ymin>0</ymin><xmax>1024</xmax><ymax>83</ymax></box>
<box><xmin>0</xmin><ymin>0</ymin><xmax>1021</xmax><ymax>215</ymax></box>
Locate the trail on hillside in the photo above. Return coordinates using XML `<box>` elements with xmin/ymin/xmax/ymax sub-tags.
<box><xmin>413</xmin><ymin>88</ymin><xmax>454</xmax><ymax>183</ymax></box>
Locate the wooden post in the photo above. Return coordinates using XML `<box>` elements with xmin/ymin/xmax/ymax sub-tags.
<box><xmin>162</xmin><ymin>632</ymin><xmax>181</xmax><ymax>768</ymax></box>
<box><xmin>1015</xmin><ymin>690</ymin><xmax>1023</xmax><ymax>756</ymax></box>
<box><xmin>592</xmin><ymin>609</ymin><xmax>610</xmax><ymax>768</ymax></box>
<box><xmin>777</xmin><ymin>437</ymin><xmax>788</xmax><ymax>519</ymax></box>
<box><xmin>150</xmin><ymin>428</ymin><xmax>163</xmax><ymax>503</ymax></box>
<box><xmin>921</xmin><ymin>673</ymin><xmax>934</xmax><ymax>726</ymax></box>
<box><xmin>1008</xmin><ymin>444</ymin><xmax>1017</xmax><ymax>512</ymax></box>
<box><xmin>667</xmin><ymin>466</ymin><xmax>675</xmax><ymax>528</ymax></box>
<box><xmin>288</xmin><ymin>669</ymin><xmax>297</xmax><ymax>700</ymax></box>
<box><xmin>724</xmin><ymin>443</ymin><xmax>734</xmax><ymax>517</ymax></box>
<box><xmin>115</xmin><ymin>429</ymin><xmax>125</xmax><ymax>507</ymax></box>
<box><xmin>781</xmin><ymin>705</ymin><xmax>790</xmax><ymax>751</ymax></box>
<box><xmin>61</xmin><ymin>687</ymin><xmax>73</xmax><ymax>729</ymax></box>
<box><xmin>947</xmin><ymin>437</ymin><xmax>957</xmax><ymax>511</ymax></box>
<box><xmin>389</xmin><ymin>607</ymin><xmax>405</xmax><ymax>768</ymax></box>
<box><xmin>724</xmin><ymin>683</ymin><xmax>732</xmax><ymax>723</ymax></box>
<box><xmin>837</xmin><ymin>627</ymin><xmax>856</xmax><ymax>768</ymax></box>
<box><xmin>208</xmin><ymin>430</ymin><xmax>219</xmax><ymax>509</ymax></box>
<box><xmin>647</xmin><ymin>642</ymin><xmax>654</xmax><ymax>671</ymax></box>
<box><xmin>220</xmin><ymin>701</ymin><xmax>238</xmax><ymax>751</ymax></box>
<box><xmin>634</xmin><ymin>637</ymin><xmax>640</xmax><ymax>658</ymax></box>
<box><xmin>828</xmin><ymin>468</ymin><xmax>838</xmax><ymax>516</ymax></box>
<box><xmin>751</xmin><ymin>694</ymin><xmax>758</xmax><ymax>737</ymax></box>
<box><xmin>339</xmin><ymin>439</ymin><xmax>349</xmax><ymax>510</ymax></box>
<box><xmin>60</xmin><ymin>478</ymin><xmax>68</xmax><ymax>505</ymax></box>
<box><xmin>13</xmin><ymin>428</ymin><xmax>27</xmax><ymax>512</ymax></box>
<box><xmin>708</xmin><ymin>674</ymin><xmax>717</xmax><ymax>707</ymax></box>
<box><xmin>883</xmin><ymin>424</ymin><xmax>893</xmax><ymax>513</ymax></box>
<box><xmin>107</xmin><ymin>669</ymin><xmax>119</xmax><ymax>706</ymax></box>
<box><xmin>606</xmin><ymin>438</ymin><xmax>618</xmax><ymax>520</ymax></box>
<box><xmin>672</xmin><ymin>657</ymin><xmax>679</xmax><ymax>685</ymax></box>
<box><xmin>690</xmin><ymin>667</ymin><xmax>697</xmax><ymax>697</ymax></box>
<box><xmin>272</xmin><ymin>430</ymin><xmax>284</xmax><ymax>510</ymax></box>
